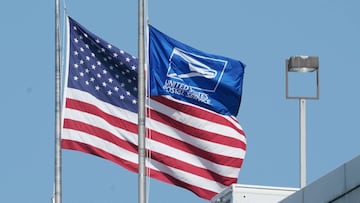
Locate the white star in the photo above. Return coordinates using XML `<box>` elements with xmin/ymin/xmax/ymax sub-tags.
<box><xmin>74</xmin><ymin>51</ymin><xmax>79</xmax><ymax>56</ymax></box>
<box><xmin>74</xmin><ymin>38</ymin><xmax>79</xmax><ymax>43</ymax></box>
<box><xmin>95</xmin><ymin>86</ymin><xmax>100</xmax><ymax>91</ymax></box>
<box><xmin>120</xmin><ymin>95</ymin><xmax>125</xmax><ymax>100</ymax></box>
<box><xmin>91</xmin><ymin>64</ymin><xmax>96</xmax><ymax>70</ymax></box>
<box><xmin>102</xmin><ymin>69</ymin><xmax>107</xmax><ymax>74</ymax></box>
<box><xmin>114</xmin><ymin>86</ymin><xmax>119</xmax><ymax>91</ymax></box>
<box><xmin>126</xmin><ymin>57</ymin><xmax>130</xmax><ymax>62</ymax></box>
<box><xmin>79</xmin><ymin>72</ymin><xmax>84</xmax><ymax>77</ymax></box>
<box><xmin>108</xmin><ymin>78</ymin><xmax>113</xmax><ymax>83</ymax></box>
<box><xmin>97</xmin><ymin>73</ymin><xmax>101</xmax><ymax>78</ymax></box>
<box><xmin>85</xmin><ymin>69</ymin><xmax>89</xmax><ymax>73</ymax></box>
<box><xmin>79</xmin><ymin>60</ymin><xmax>84</xmax><ymax>64</ymax></box>
<box><xmin>132</xmin><ymin>99</ymin><xmax>137</xmax><ymax>104</ymax></box>
<box><xmin>131</xmin><ymin>65</ymin><xmax>136</xmax><ymax>70</ymax></box>
<box><xmin>73</xmin><ymin>64</ymin><xmax>79</xmax><ymax>68</ymax></box>
<box><xmin>73</xmin><ymin>76</ymin><xmax>78</xmax><ymax>81</ymax></box>
<box><xmin>90</xmin><ymin>77</ymin><xmax>95</xmax><ymax>82</ymax></box>
<box><xmin>80</xmin><ymin>47</ymin><xmax>84</xmax><ymax>52</ymax></box>
<box><xmin>86</xmin><ymin>56</ymin><xmax>90</xmax><ymax>61</ymax></box>
<box><xmin>97</xmin><ymin>61</ymin><xmax>101</xmax><ymax>66</ymax></box>
<box><xmin>113</xmin><ymin>53</ymin><xmax>118</xmax><ymax>57</ymax></box>
<box><xmin>120</xmin><ymin>50</ymin><xmax>124</xmax><ymax>54</ymax></box>
<box><xmin>102</xmin><ymin>82</ymin><xmax>107</xmax><ymax>87</ymax></box>
<box><xmin>126</xmin><ymin>91</ymin><xmax>130</xmax><ymax>96</ymax></box>
<box><xmin>96</xmin><ymin>39</ymin><xmax>100</xmax><ymax>43</ymax></box>
<box><xmin>107</xmin><ymin>44</ymin><xmax>112</xmax><ymax>49</ymax></box>
<box><xmin>85</xmin><ymin>81</ymin><xmax>89</xmax><ymax>85</ymax></box>
<box><xmin>107</xmin><ymin>90</ymin><xmax>112</xmax><ymax>95</ymax></box>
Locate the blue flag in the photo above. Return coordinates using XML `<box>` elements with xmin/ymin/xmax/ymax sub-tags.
<box><xmin>149</xmin><ymin>25</ymin><xmax>246</xmax><ymax>116</ymax></box>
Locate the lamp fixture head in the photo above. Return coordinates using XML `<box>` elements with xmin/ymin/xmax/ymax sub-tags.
<box><xmin>287</xmin><ymin>56</ymin><xmax>319</xmax><ymax>72</ymax></box>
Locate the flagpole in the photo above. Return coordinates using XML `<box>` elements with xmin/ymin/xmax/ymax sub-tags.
<box><xmin>55</xmin><ymin>0</ymin><xmax>62</xmax><ymax>202</ymax></box>
<box><xmin>138</xmin><ymin>0</ymin><xmax>146</xmax><ymax>203</ymax></box>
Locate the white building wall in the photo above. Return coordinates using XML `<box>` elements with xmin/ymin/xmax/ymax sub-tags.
<box><xmin>211</xmin><ymin>155</ymin><xmax>360</xmax><ymax>203</ymax></box>
<box><xmin>331</xmin><ymin>186</ymin><xmax>360</xmax><ymax>203</ymax></box>
<box><xmin>280</xmin><ymin>155</ymin><xmax>360</xmax><ymax>203</ymax></box>
<box><xmin>211</xmin><ymin>184</ymin><xmax>297</xmax><ymax>203</ymax></box>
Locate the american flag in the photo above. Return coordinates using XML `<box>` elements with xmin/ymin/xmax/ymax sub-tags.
<box><xmin>62</xmin><ymin>16</ymin><xmax>246</xmax><ymax>200</ymax></box>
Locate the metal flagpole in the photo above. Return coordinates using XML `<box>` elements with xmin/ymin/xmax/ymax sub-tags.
<box><xmin>55</xmin><ymin>0</ymin><xmax>62</xmax><ymax>202</ymax></box>
<box><xmin>299</xmin><ymin>98</ymin><xmax>306</xmax><ymax>188</ymax></box>
<box><xmin>138</xmin><ymin>0</ymin><xmax>146</xmax><ymax>203</ymax></box>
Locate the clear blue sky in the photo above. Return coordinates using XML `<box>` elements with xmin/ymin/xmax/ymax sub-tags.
<box><xmin>1</xmin><ymin>1</ymin><xmax>359</xmax><ymax>203</ymax></box>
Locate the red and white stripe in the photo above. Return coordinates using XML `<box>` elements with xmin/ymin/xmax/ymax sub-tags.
<box><xmin>62</xmin><ymin>88</ymin><xmax>246</xmax><ymax>200</ymax></box>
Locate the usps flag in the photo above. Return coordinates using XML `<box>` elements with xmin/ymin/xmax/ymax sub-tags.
<box><xmin>149</xmin><ymin>25</ymin><xmax>245</xmax><ymax>116</ymax></box>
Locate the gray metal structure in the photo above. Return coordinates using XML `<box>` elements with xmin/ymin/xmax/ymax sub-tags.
<box><xmin>285</xmin><ymin>56</ymin><xmax>319</xmax><ymax>188</ymax></box>
<box><xmin>54</xmin><ymin>0</ymin><xmax>62</xmax><ymax>202</ymax></box>
<box><xmin>137</xmin><ymin>0</ymin><xmax>147</xmax><ymax>203</ymax></box>
<box><xmin>285</xmin><ymin>56</ymin><xmax>319</xmax><ymax>100</ymax></box>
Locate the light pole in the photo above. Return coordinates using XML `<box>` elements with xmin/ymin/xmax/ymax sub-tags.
<box><xmin>285</xmin><ymin>56</ymin><xmax>319</xmax><ymax>188</ymax></box>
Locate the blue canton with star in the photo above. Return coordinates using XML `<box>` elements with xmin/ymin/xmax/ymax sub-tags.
<box><xmin>68</xmin><ymin>17</ymin><xmax>139</xmax><ymax>113</ymax></box>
